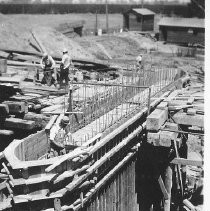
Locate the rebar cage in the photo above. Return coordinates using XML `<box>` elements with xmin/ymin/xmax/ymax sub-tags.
<box><xmin>68</xmin><ymin>67</ymin><xmax>179</xmax><ymax>145</ymax></box>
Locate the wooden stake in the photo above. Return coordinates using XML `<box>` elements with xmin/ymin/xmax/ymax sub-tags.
<box><xmin>54</xmin><ymin>198</ymin><xmax>62</xmax><ymax>211</ymax></box>
<box><xmin>158</xmin><ymin>176</ymin><xmax>169</xmax><ymax>200</ymax></box>
<box><xmin>163</xmin><ymin>165</ymin><xmax>173</xmax><ymax>211</ymax></box>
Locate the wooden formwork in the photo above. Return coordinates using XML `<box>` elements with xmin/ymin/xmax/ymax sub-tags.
<box><xmin>83</xmin><ymin>158</ymin><xmax>138</xmax><ymax>211</ymax></box>
<box><xmin>0</xmin><ymin>68</ymin><xmax>186</xmax><ymax>211</ymax></box>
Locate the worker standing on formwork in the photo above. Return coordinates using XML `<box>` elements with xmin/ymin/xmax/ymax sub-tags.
<box><xmin>40</xmin><ymin>52</ymin><xmax>56</xmax><ymax>86</ymax></box>
<box><xmin>136</xmin><ymin>54</ymin><xmax>143</xmax><ymax>71</ymax></box>
<box><xmin>60</xmin><ymin>48</ymin><xmax>73</xmax><ymax>87</ymax></box>
<box><xmin>49</xmin><ymin>116</ymin><xmax>72</xmax><ymax>156</ymax></box>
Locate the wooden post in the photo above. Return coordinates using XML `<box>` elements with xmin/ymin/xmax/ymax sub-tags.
<box><xmin>147</xmin><ymin>87</ymin><xmax>151</xmax><ymax>115</ymax></box>
<box><xmin>179</xmin><ymin>125</ymin><xmax>188</xmax><ymax>190</ymax></box>
<box><xmin>164</xmin><ymin>165</ymin><xmax>173</xmax><ymax>211</ymax></box>
<box><xmin>68</xmin><ymin>87</ymin><xmax>73</xmax><ymax>112</ymax></box>
<box><xmin>95</xmin><ymin>10</ymin><xmax>98</xmax><ymax>35</ymax></box>
<box><xmin>0</xmin><ymin>59</ymin><xmax>7</xmax><ymax>75</ymax></box>
<box><xmin>54</xmin><ymin>67</ymin><xmax>57</xmax><ymax>84</ymax></box>
<box><xmin>36</xmin><ymin>68</ymin><xmax>39</xmax><ymax>81</ymax></box>
<box><xmin>54</xmin><ymin>198</ymin><xmax>62</xmax><ymax>211</ymax></box>
<box><xmin>80</xmin><ymin>192</ymin><xmax>84</xmax><ymax>208</ymax></box>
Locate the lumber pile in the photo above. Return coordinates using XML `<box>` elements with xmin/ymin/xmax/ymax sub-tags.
<box><xmin>146</xmin><ymin>83</ymin><xmax>204</xmax><ymax>211</ymax></box>
<box><xmin>146</xmin><ymin>83</ymin><xmax>204</xmax><ymax>148</ymax></box>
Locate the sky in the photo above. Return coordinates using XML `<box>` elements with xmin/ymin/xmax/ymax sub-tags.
<box><xmin>0</xmin><ymin>0</ymin><xmax>192</xmax><ymax>3</ymax></box>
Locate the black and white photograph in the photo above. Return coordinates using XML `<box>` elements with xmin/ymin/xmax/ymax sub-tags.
<box><xmin>0</xmin><ymin>0</ymin><xmax>205</xmax><ymax>210</ymax></box>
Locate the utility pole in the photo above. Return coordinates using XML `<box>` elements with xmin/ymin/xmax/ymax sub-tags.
<box><xmin>95</xmin><ymin>10</ymin><xmax>98</xmax><ymax>35</ymax></box>
<box><xmin>141</xmin><ymin>0</ymin><xmax>144</xmax><ymax>8</ymax></box>
<box><xmin>105</xmin><ymin>0</ymin><xmax>109</xmax><ymax>34</ymax></box>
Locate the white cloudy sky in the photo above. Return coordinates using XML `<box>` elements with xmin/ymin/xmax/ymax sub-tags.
<box><xmin>0</xmin><ymin>0</ymin><xmax>192</xmax><ymax>3</ymax></box>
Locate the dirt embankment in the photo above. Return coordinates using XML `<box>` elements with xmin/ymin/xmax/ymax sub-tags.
<box><xmin>0</xmin><ymin>13</ymin><xmax>204</xmax><ymax>72</ymax></box>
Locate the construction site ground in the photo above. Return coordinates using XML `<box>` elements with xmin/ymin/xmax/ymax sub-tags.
<box><xmin>0</xmin><ymin>12</ymin><xmax>204</xmax><ymax>152</ymax></box>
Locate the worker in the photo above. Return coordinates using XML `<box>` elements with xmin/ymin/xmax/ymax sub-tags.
<box><xmin>40</xmin><ymin>52</ymin><xmax>56</xmax><ymax>86</ymax></box>
<box><xmin>60</xmin><ymin>48</ymin><xmax>73</xmax><ymax>86</ymax></box>
<box><xmin>136</xmin><ymin>54</ymin><xmax>143</xmax><ymax>70</ymax></box>
<box><xmin>49</xmin><ymin>116</ymin><xmax>72</xmax><ymax>156</ymax></box>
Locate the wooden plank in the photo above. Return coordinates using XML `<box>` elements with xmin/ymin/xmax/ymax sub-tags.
<box><xmin>158</xmin><ymin>176</ymin><xmax>169</xmax><ymax>200</ymax></box>
<box><xmin>171</xmin><ymin>158</ymin><xmax>203</xmax><ymax>167</ymax></box>
<box><xmin>0</xmin><ymin>51</ymin><xmax>9</xmax><ymax>59</ymax></box>
<box><xmin>0</xmin><ymin>129</ymin><xmax>14</xmax><ymax>136</ymax></box>
<box><xmin>53</xmin><ymin>165</ymin><xmax>90</xmax><ymax>184</ymax></box>
<box><xmin>13</xmin><ymin>193</ymin><xmax>63</xmax><ymax>204</ymax></box>
<box><xmin>159</xmin><ymin>130</ymin><xmax>178</xmax><ymax>147</ymax></box>
<box><xmin>3</xmin><ymin>101</ymin><xmax>26</xmax><ymax>114</ymax></box>
<box><xmin>187</xmin><ymin>108</ymin><xmax>196</xmax><ymax>115</ymax></box>
<box><xmin>41</xmin><ymin>105</ymin><xmax>65</xmax><ymax>114</ymax></box>
<box><xmin>146</xmin><ymin>108</ymin><xmax>168</xmax><ymax>131</ymax></box>
<box><xmin>11</xmin><ymin>53</ymin><xmax>40</xmax><ymax>63</ymax></box>
<box><xmin>7</xmin><ymin>60</ymin><xmax>41</xmax><ymax>67</ymax></box>
<box><xmin>0</xmin><ymin>76</ymin><xmax>25</xmax><ymax>84</ymax></box>
<box><xmin>5</xmin><ymin>118</ymin><xmax>36</xmax><ymax>130</ymax></box>
<box><xmin>0</xmin><ymin>152</ymin><xmax>4</xmax><ymax>160</ymax></box>
<box><xmin>163</xmin><ymin>166</ymin><xmax>172</xmax><ymax>211</ymax></box>
<box><xmin>24</xmin><ymin>112</ymin><xmax>50</xmax><ymax>128</ymax></box>
<box><xmin>82</xmin><ymin>133</ymin><xmax>102</xmax><ymax>147</ymax></box>
<box><xmin>183</xmin><ymin>199</ymin><xmax>196</xmax><ymax>210</ymax></box>
<box><xmin>21</xmin><ymin>83</ymin><xmax>58</xmax><ymax>92</ymax></box>
<box><xmin>1</xmin><ymin>72</ymin><xmax>17</xmax><ymax>77</ymax></box>
<box><xmin>31</xmin><ymin>30</ymin><xmax>47</xmax><ymax>53</ymax></box>
<box><xmin>13</xmin><ymin>174</ymin><xmax>55</xmax><ymax>186</ymax></box>
<box><xmin>45</xmin><ymin>115</ymin><xmax>58</xmax><ymax>133</ymax></box>
<box><xmin>0</xmin><ymin>180</ymin><xmax>7</xmax><ymax>191</ymax></box>
<box><xmin>172</xmin><ymin>112</ymin><xmax>204</xmax><ymax>127</ymax></box>
<box><xmin>45</xmin><ymin>147</ymin><xmax>90</xmax><ymax>173</ymax></box>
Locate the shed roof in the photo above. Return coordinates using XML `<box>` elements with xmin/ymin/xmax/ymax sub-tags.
<box><xmin>158</xmin><ymin>17</ymin><xmax>205</xmax><ymax>29</ymax></box>
<box><xmin>129</xmin><ymin>8</ymin><xmax>155</xmax><ymax>16</ymax></box>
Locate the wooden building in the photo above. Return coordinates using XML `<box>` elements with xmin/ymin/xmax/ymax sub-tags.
<box><xmin>158</xmin><ymin>17</ymin><xmax>205</xmax><ymax>45</ymax></box>
<box><xmin>123</xmin><ymin>8</ymin><xmax>155</xmax><ymax>32</ymax></box>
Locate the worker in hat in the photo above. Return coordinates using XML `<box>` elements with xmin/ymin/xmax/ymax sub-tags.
<box><xmin>60</xmin><ymin>48</ymin><xmax>73</xmax><ymax>86</ymax></box>
<box><xmin>40</xmin><ymin>52</ymin><xmax>56</xmax><ymax>86</ymax></box>
<box><xmin>136</xmin><ymin>54</ymin><xmax>143</xmax><ymax>72</ymax></box>
<box><xmin>49</xmin><ymin>116</ymin><xmax>72</xmax><ymax>156</ymax></box>
<box><xmin>136</xmin><ymin>54</ymin><xmax>143</xmax><ymax>70</ymax></box>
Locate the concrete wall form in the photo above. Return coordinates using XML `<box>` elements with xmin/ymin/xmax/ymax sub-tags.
<box><xmin>82</xmin><ymin>158</ymin><xmax>138</xmax><ymax>211</ymax></box>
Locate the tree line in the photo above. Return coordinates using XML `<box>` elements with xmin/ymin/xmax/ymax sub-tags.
<box><xmin>0</xmin><ymin>3</ymin><xmax>203</xmax><ymax>18</ymax></box>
